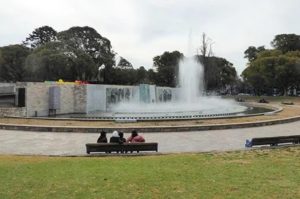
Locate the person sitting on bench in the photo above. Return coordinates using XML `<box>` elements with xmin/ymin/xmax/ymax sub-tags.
<box><xmin>259</xmin><ymin>98</ymin><xmax>268</xmax><ymax>103</ymax></box>
<box><xmin>119</xmin><ymin>131</ymin><xmax>126</xmax><ymax>143</ymax></box>
<box><xmin>110</xmin><ymin>131</ymin><xmax>123</xmax><ymax>144</ymax></box>
<box><xmin>97</xmin><ymin>131</ymin><xmax>107</xmax><ymax>143</ymax></box>
<box><xmin>127</xmin><ymin>130</ymin><xmax>145</xmax><ymax>143</ymax></box>
<box><xmin>245</xmin><ymin>139</ymin><xmax>252</xmax><ymax>147</ymax></box>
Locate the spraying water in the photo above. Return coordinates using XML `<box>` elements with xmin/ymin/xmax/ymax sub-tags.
<box><xmin>177</xmin><ymin>30</ymin><xmax>204</xmax><ymax>102</ymax></box>
<box><xmin>178</xmin><ymin>56</ymin><xmax>204</xmax><ymax>102</ymax></box>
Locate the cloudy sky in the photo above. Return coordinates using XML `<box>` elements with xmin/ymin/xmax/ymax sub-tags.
<box><xmin>1</xmin><ymin>0</ymin><xmax>300</xmax><ymax>75</ymax></box>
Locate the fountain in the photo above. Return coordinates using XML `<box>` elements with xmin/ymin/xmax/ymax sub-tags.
<box><xmin>81</xmin><ymin>55</ymin><xmax>251</xmax><ymax>121</ymax></box>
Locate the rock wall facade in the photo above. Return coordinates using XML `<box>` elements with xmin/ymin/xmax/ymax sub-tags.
<box><xmin>0</xmin><ymin>107</ymin><xmax>26</xmax><ymax>117</ymax></box>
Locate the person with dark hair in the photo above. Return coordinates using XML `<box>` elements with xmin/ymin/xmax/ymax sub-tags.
<box><xmin>118</xmin><ymin>131</ymin><xmax>126</xmax><ymax>143</ymax></box>
<box><xmin>97</xmin><ymin>131</ymin><xmax>107</xmax><ymax>143</ymax></box>
<box><xmin>126</xmin><ymin>130</ymin><xmax>145</xmax><ymax>143</ymax></box>
<box><xmin>110</xmin><ymin>131</ymin><xmax>123</xmax><ymax>144</ymax></box>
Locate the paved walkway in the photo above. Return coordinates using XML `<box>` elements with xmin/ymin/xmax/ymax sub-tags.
<box><xmin>1</xmin><ymin>121</ymin><xmax>300</xmax><ymax>156</ymax></box>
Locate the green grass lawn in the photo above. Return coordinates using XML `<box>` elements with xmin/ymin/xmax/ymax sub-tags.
<box><xmin>0</xmin><ymin>147</ymin><xmax>300</xmax><ymax>199</ymax></box>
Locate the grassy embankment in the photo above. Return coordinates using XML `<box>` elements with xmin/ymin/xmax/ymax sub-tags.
<box><xmin>0</xmin><ymin>147</ymin><xmax>299</xmax><ymax>199</ymax></box>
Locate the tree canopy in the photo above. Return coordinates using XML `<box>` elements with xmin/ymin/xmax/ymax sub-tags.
<box><xmin>0</xmin><ymin>45</ymin><xmax>30</xmax><ymax>82</ymax></box>
<box><xmin>153</xmin><ymin>51</ymin><xmax>184</xmax><ymax>87</ymax></box>
<box><xmin>58</xmin><ymin>26</ymin><xmax>115</xmax><ymax>68</ymax></box>
<box><xmin>197</xmin><ymin>55</ymin><xmax>237</xmax><ymax>92</ymax></box>
<box><xmin>242</xmin><ymin>34</ymin><xmax>300</xmax><ymax>96</ymax></box>
<box><xmin>271</xmin><ymin>34</ymin><xmax>300</xmax><ymax>53</ymax></box>
<box><xmin>23</xmin><ymin>26</ymin><xmax>57</xmax><ymax>48</ymax></box>
<box><xmin>24</xmin><ymin>42</ymin><xmax>97</xmax><ymax>81</ymax></box>
<box><xmin>244</xmin><ymin>46</ymin><xmax>265</xmax><ymax>62</ymax></box>
<box><xmin>117</xmin><ymin>57</ymin><xmax>133</xmax><ymax>69</ymax></box>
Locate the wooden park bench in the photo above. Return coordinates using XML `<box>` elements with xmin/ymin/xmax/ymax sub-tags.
<box><xmin>245</xmin><ymin>135</ymin><xmax>300</xmax><ymax>147</ymax></box>
<box><xmin>86</xmin><ymin>142</ymin><xmax>158</xmax><ymax>154</ymax></box>
<box><xmin>258</xmin><ymin>98</ymin><xmax>269</xmax><ymax>103</ymax></box>
<box><xmin>281</xmin><ymin>101</ymin><xmax>294</xmax><ymax>105</ymax></box>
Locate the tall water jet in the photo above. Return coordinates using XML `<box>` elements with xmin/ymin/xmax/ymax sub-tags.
<box><xmin>178</xmin><ymin>56</ymin><xmax>204</xmax><ymax>103</ymax></box>
<box><xmin>178</xmin><ymin>30</ymin><xmax>205</xmax><ymax>102</ymax></box>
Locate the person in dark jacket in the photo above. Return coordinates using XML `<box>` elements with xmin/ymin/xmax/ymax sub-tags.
<box><xmin>110</xmin><ymin>131</ymin><xmax>123</xmax><ymax>144</ymax></box>
<box><xmin>97</xmin><ymin>131</ymin><xmax>107</xmax><ymax>143</ymax></box>
<box><xmin>118</xmin><ymin>131</ymin><xmax>126</xmax><ymax>143</ymax></box>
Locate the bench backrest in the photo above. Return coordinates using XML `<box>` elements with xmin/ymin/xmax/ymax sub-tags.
<box><xmin>252</xmin><ymin>135</ymin><xmax>300</xmax><ymax>145</ymax></box>
<box><xmin>86</xmin><ymin>142</ymin><xmax>158</xmax><ymax>153</ymax></box>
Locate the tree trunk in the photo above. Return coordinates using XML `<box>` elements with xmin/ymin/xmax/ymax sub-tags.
<box><xmin>283</xmin><ymin>88</ymin><xmax>287</xmax><ymax>96</ymax></box>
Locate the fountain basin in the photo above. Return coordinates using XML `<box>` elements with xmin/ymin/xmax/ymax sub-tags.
<box><xmin>55</xmin><ymin>103</ymin><xmax>277</xmax><ymax>121</ymax></box>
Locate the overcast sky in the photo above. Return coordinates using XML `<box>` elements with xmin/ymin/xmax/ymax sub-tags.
<box><xmin>1</xmin><ymin>0</ymin><xmax>300</xmax><ymax>75</ymax></box>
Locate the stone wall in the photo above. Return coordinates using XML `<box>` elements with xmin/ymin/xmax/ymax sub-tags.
<box><xmin>0</xmin><ymin>107</ymin><xmax>26</xmax><ymax>117</ymax></box>
<box><xmin>25</xmin><ymin>82</ymin><xmax>87</xmax><ymax>117</ymax></box>
<box><xmin>0</xmin><ymin>83</ymin><xmax>15</xmax><ymax>94</ymax></box>
<box><xmin>59</xmin><ymin>85</ymin><xmax>75</xmax><ymax>114</ymax></box>
<box><xmin>26</xmin><ymin>82</ymin><xmax>50</xmax><ymax>116</ymax></box>
<box><xmin>74</xmin><ymin>85</ymin><xmax>87</xmax><ymax>113</ymax></box>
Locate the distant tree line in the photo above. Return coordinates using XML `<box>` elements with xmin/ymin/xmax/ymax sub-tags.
<box><xmin>0</xmin><ymin>26</ymin><xmax>238</xmax><ymax>92</ymax></box>
<box><xmin>242</xmin><ymin>34</ymin><xmax>300</xmax><ymax>96</ymax></box>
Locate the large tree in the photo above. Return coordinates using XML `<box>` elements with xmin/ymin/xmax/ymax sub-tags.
<box><xmin>198</xmin><ymin>33</ymin><xmax>214</xmax><ymax>58</ymax></box>
<box><xmin>58</xmin><ymin>26</ymin><xmax>115</xmax><ymax>83</ymax></box>
<box><xmin>244</xmin><ymin>46</ymin><xmax>265</xmax><ymax>62</ymax></box>
<box><xmin>0</xmin><ymin>45</ymin><xmax>30</xmax><ymax>82</ymax></box>
<box><xmin>58</xmin><ymin>26</ymin><xmax>115</xmax><ymax>68</ymax></box>
<box><xmin>24</xmin><ymin>42</ymin><xmax>97</xmax><ymax>81</ymax></box>
<box><xmin>23</xmin><ymin>26</ymin><xmax>57</xmax><ymax>48</ymax></box>
<box><xmin>271</xmin><ymin>34</ymin><xmax>300</xmax><ymax>53</ymax></box>
<box><xmin>136</xmin><ymin>66</ymin><xmax>147</xmax><ymax>83</ymax></box>
<box><xmin>117</xmin><ymin>57</ymin><xmax>133</xmax><ymax>69</ymax></box>
<box><xmin>147</xmin><ymin>69</ymin><xmax>157</xmax><ymax>85</ymax></box>
<box><xmin>153</xmin><ymin>51</ymin><xmax>184</xmax><ymax>87</ymax></box>
<box><xmin>242</xmin><ymin>49</ymin><xmax>300</xmax><ymax>95</ymax></box>
<box><xmin>197</xmin><ymin>55</ymin><xmax>238</xmax><ymax>92</ymax></box>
